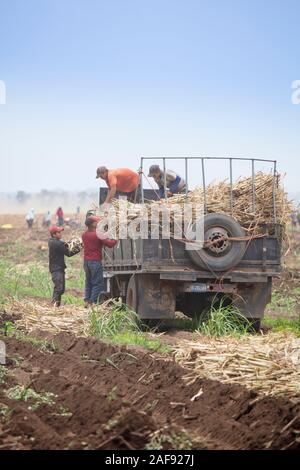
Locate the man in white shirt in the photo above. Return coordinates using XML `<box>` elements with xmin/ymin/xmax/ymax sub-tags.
<box><xmin>26</xmin><ymin>208</ymin><xmax>35</xmax><ymax>229</ymax></box>
<box><xmin>148</xmin><ymin>165</ymin><xmax>186</xmax><ymax>199</ymax></box>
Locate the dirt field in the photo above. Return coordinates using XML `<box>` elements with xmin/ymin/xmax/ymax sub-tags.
<box><xmin>1</xmin><ymin>215</ymin><xmax>300</xmax><ymax>450</ymax></box>
<box><xmin>1</xmin><ymin>324</ymin><xmax>300</xmax><ymax>450</ymax></box>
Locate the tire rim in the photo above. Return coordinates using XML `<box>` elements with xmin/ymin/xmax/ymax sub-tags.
<box><xmin>204</xmin><ymin>226</ymin><xmax>231</xmax><ymax>255</ymax></box>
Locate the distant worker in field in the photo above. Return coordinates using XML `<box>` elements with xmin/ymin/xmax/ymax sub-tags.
<box><xmin>56</xmin><ymin>206</ymin><xmax>64</xmax><ymax>226</ymax></box>
<box><xmin>43</xmin><ymin>211</ymin><xmax>51</xmax><ymax>228</ymax></box>
<box><xmin>25</xmin><ymin>208</ymin><xmax>35</xmax><ymax>229</ymax></box>
<box><xmin>148</xmin><ymin>165</ymin><xmax>186</xmax><ymax>199</ymax></box>
<box><xmin>48</xmin><ymin>226</ymin><xmax>73</xmax><ymax>307</ymax></box>
<box><xmin>290</xmin><ymin>212</ymin><xmax>298</xmax><ymax>230</ymax></box>
<box><xmin>82</xmin><ymin>216</ymin><xmax>117</xmax><ymax>306</ymax></box>
<box><xmin>96</xmin><ymin>166</ymin><xmax>140</xmax><ymax>204</ymax></box>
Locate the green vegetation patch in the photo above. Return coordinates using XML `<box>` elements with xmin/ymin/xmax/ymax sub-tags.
<box><xmin>0</xmin><ymin>403</ymin><xmax>11</xmax><ymax>422</ymax></box>
<box><xmin>263</xmin><ymin>315</ymin><xmax>300</xmax><ymax>336</ymax></box>
<box><xmin>197</xmin><ymin>300</ymin><xmax>252</xmax><ymax>337</ymax></box>
<box><xmin>111</xmin><ymin>331</ymin><xmax>171</xmax><ymax>353</ymax></box>
<box><xmin>267</xmin><ymin>287</ymin><xmax>300</xmax><ymax>316</ymax></box>
<box><xmin>89</xmin><ymin>304</ymin><xmax>170</xmax><ymax>353</ymax></box>
<box><xmin>0</xmin><ymin>259</ymin><xmax>52</xmax><ymax>304</ymax></box>
<box><xmin>145</xmin><ymin>428</ymin><xmax>194</xmax><ymax>450</ymax></box>
<box><xmin>0</xmin><ymin>257</ymin><xmax>85</xmax><ymax>306</ymax></box>
<box><xmin>5</xmin><ymin>385</ymin><xmax>56</xmax><ymax>411</ymax></box>
<box><xmin>0</xmin><ymin>321</ymin><xmax>57</xmax><ymax>353</ymax></box>
<box><xmin>0</xmin><ymin>365</ymin><xmax>7</xmax><ymax>384</ymax></box>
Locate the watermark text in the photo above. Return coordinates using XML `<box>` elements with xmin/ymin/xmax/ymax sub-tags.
<box><xmin>96</xmin><ymin>202</ymin><xmax>205</xmax><ymax>250</ymax></box>
<box><xmin>291</xmin><ymin>80</ymin><xmax>300</xmax><ymax>105</ymax></box>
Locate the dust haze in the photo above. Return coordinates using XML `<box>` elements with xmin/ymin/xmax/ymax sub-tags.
<box><xmin>0</xmin><ymin>190</ymin><xmax>99</xmax><ymax>215</ymax></box>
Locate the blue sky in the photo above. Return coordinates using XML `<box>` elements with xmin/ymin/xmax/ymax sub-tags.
<box><xmin>0</xmin><ymin>0</ymin><xmax>299</xmax><ymax>193</ymax></box>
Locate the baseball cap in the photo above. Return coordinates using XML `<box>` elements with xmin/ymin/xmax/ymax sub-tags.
<box><xmin>49</xmin><ymin>226</ymin><xmax>64</xmax><ymax>234</ymax></box>
<box><xmin>96</xmin><ymin>166</ymin><xmax>107</xmax><ymax>179</ymax></box>
<box><xmin>148</xmin><ymin>164</ymin><xmax>160</xmax><ymax>177</ymax></box>
<box><xmin>85</xmin><ymin>216</ymin><xmax>101</xmax><ymax>227</ymax></box>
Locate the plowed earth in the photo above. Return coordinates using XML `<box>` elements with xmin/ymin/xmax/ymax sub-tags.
<box><xmin>1</xmin><ymin>326</ymin><xmax>299</xmax><ymax>450</ymax></box>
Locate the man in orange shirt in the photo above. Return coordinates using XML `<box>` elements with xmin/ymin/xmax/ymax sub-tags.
<box><xmin>96</xmin><ymin>166</ymin><xmax>140</xmax><ymax>204</ymax></box>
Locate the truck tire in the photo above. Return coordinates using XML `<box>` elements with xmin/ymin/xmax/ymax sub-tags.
<box><xmin>126</xmin><ymin>274</ymin><xmax>176</xmax><ymax>319</ymax></box>
<box><xmin>232</xmin><ymin>280</ymin><xmax>272</xmax><ymax>328</ymax></box>
<box><xmin>186</xmin><ymin>213</ymin><xmax>246</xmax><ymax>272</ymax></box>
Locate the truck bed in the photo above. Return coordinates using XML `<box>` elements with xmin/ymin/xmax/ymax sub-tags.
<box><xmin>103</xmin><ymin>226</ymin><xmax>282</xmax><ymax>281</ymax></box>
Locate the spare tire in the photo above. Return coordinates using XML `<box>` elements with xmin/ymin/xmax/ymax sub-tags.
<box><xmin>186</xmin><ymin>213</ymin><xmax>246</xmax><ymax>272</ymax></box>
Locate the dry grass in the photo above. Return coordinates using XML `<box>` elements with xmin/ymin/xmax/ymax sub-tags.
<box><xmin>174</xmin><ymin>332</ymin><xmax>300</xmax><ymax>398</ymax></box>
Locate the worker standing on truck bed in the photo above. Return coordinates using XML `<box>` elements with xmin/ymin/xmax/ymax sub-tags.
<box><xmin>96</xmin><ymin>166</ymin><xmax>140</xmax><ymax>204</ymax></box>
<box><xmin>48</xmin><ymin>226</ymin><xmax>73</xmax><ymax>307</ymax></box>
<box><xmin>82</xmin><ymin>216</ymin><xmax>117</xmax><ymax>306</ymax></box>
<box><xmin>148</xmin><ymin>165</ymin><xmax>186</xmax><ymax>198</ymax></box>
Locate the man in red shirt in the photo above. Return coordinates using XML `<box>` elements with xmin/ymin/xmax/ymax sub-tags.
<box><xmin>82</xmin><ymin>216</ymin><xmax>117</xmax><ymax>306</ymax></box>
<box><xmin>56</xmin><ymin>207</ymin><xmax>64</xmax><ymax>226</ymax></box>
<box><xmin>96</xmin><ymin>166</ymin><xmax>140</xmax><ymax>203</ymax></box>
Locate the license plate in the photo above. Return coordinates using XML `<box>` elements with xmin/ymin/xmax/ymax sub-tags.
<box><xmin>191</xmin><ymin>283</ymin><xmax>207</xmax><ymax>293</ymax></box>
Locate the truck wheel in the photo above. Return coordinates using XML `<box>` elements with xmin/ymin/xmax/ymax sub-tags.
<box><xmin>232</xmin><ymin>280</ymin><xmax>272</xmax><ymax>329</ymax></box>
<box><xmin>186</xmin><ymin>213</ymin><xmax>246</xmax><ymax>272</ymax></box>
<box><xmin>126</xmin><ymin>274</ymin><xmax>176</xmax><ymax>319</ymax></box>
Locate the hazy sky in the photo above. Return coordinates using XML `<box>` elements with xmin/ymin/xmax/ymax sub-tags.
<box><xmin>0</xmin><ymin>0</ymin><xmax>299</xmax><ymax>193</ymax></box>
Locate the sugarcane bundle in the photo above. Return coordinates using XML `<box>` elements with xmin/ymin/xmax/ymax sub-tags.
<box><xmin>65</xmin><ymin>236</ymin><xmax>82</xmax><ymax>256</ymax></box>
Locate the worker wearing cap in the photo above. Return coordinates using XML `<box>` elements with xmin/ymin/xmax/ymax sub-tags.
<box><xmin>48</xmin><ymin>226</ymin><xmax>73</xmax><ymax>307</ymax></box>
<box><xmin>148</xmin><ymin>165</ymin><xmax>186</xmax><ymax>199</ymax></box>
<box><xmin>82</xmin><ymin>216</ymin><xmax>117</xmax><ymax>306</ymax></box>
<box><xmin>96</xmin><ymin>166</ymin><xmax>140</xmax><ymax>204</ymax></box>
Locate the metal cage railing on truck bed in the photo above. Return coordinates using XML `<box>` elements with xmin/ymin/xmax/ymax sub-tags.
<box><xmin>140</xmin><ymin>156</ymin><xmax>278</xmax><ymax>223</ymax></box>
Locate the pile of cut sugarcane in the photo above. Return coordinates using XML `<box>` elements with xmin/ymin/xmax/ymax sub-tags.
<box><xmin>174</xmin><ymin>332</ymin><xmax>300</xmax><ymax>398</ymax></box>
<box><xmin>168</xmin><ymin>172</ymin><xmax>290</xmax><ymax>229</ymax></box>
<box><xmin>105</xmin><ymin>172</ymin><xmax>291</xmax><ymax>237</ymax></box>
<box><xmin>5</xmin><ymin>299</ymin><xmax>118</xmax><ymax>337</ymax></box>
